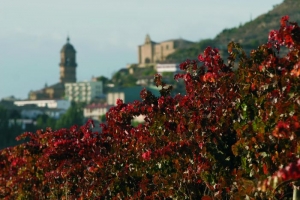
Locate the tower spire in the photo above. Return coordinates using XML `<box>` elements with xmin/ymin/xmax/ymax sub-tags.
<box><xmin>145</xmin><ymin>34</ymin><xmax>151</xmax><ymax>44</ymax></box>
<box><xmin>67</xmin><ymin>36</ymin><xmax>70</xmax><ymax>43</ymax></box>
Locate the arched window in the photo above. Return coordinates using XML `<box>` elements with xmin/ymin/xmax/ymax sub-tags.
<box><xmin>145</xmin><ymin>58</ymin><xmax>150</xmax><ymax>64</ymax></box>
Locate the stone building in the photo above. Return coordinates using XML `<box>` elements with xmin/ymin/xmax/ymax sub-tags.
<box><xmin>138</xmin><ymin>34</ymin><xmax>194</xmax><ymax>67</ymax></box>
<box><xmin>29</xmin><ymin>37</ymin><xmax>77</xmax><ymax>100</ymax></box>
<box><xmin>29</xmin><ymin>83</ymin><xmax>65</xmax><ymax>100</ymax></box>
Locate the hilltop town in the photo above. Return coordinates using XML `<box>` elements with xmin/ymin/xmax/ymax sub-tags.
<box><xmin>0</xmin><ymin>34</ymin><xmax>193</xmax><ymax>149</ymax></box>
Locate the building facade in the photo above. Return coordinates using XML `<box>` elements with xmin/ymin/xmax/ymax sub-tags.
<box><xmin>29</xmin><ymin>83</ymin><xmax>65</xmax><ymax>100</ymax></box>
<box><xmin>14</xmin><ymin>99</ymin><xmax>71</xmax><ymax>110</ymax></box>
<box><xmin>138</xmin><ymin>35</ymin><xmax>194</xmax><ymax>67</ymax></box>
<box><xmin>65</xmin><ymin>81</ymin><xmax>103</xmax><ymax>103</ymax></box>
<box><xmin>83</xmin><ymin>103</ymin><xmax>113</xmax><ymax>121</ymax></box>
<box><xmin>156</xmin><ymin>63</ymin><xmax>180</xmax><ymax>74</ymax></box>
<box><xmin>14</xmin><ymin>99</ymin><xmax>71</xmax><ymax>119</ymax></box>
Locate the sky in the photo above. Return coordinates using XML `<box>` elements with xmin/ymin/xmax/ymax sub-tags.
<box><xmin>0</xmin><ymin>0</ymin><xmax>284</xmax><ymax>100</ymax></box>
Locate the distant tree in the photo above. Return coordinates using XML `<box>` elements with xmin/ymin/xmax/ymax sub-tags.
<box><xmin>141</xmin><ymin>65</ymin><xmax>156</xmax><ymax>76</ymax></box>
<box><xmin>96</xmin><ymin>75</ymin><xmax>109</xmax><ymax>83</ymax></box>
<box><xmin>0</xmin><ymin>106</ymin><xmax>10</xmax><ymax>148</ymax></box>
<box><xmin>99</xmin><ymin>114</ymin><xmax>106</xmax><ymax>122</ymax></box>
<box><xmin>121</xmin><ymin>74</ymin><xmax>138</xmax><ymax>87</ymax></box>
<box><xmin>96</xmin><ymin>75</ymin><xmax>110</xmax><ymax>93</ymax></box>
<box><xmin>111</xmin><ymin>70</ymin><xmax>137</xmax><ymax>87</ymax></box>
<box><xmin>0</xmin><ymin>106</ymin><xmax>22</xmax><ymax>149</ymax></box>
<box><xmin>0</xmin><ymin>106</ymin><xmax>9</xmax><ymax>132</ymax></box>
<box><xmin>36</xmin><ymin>114</ymin><xmax>56</xmax><ymax>130</ymax></box>
<box><xmin>167</xmin><ymin>39</ymin><xmax>217</xmax><ymax>62</ymax></box>
<box><xmin>7</xmin><ymin>123</ymin><xmax>23</xmax><ymax>146</ymax></box>
<box><xmin>8</xmin><ymin>109</ymin><xmax>21</xmax><ymax>120</ymax></box>
<box><xmin>55</xmin><ymin>101</ymin><xmax>84</xmax><ymax>129</ymax></box>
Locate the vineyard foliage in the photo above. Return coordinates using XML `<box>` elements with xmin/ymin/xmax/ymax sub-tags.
<box><xmin>1</xmin><ymin>16</ymin><xmax>300</xmax><ymax>199</ymax></box>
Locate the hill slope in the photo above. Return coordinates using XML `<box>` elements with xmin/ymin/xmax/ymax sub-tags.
<box><xmin>167</xmin><ymin>0</ymin><xmax>300</xmax><ymax>61</ymax></box>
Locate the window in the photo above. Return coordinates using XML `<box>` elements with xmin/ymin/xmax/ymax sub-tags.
<box><xmin>66</xmin><ymin>58</ymin><xmax>70</xmax><ymax>65</ymax></box>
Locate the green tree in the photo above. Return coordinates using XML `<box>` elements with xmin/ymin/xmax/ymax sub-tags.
<box><xmin>111</xmin><ymin>70</ymin><xmax>137</xmax><ymax>87</ymax></box>
<box><xmin>0</xmin><ymin>106</ymin><xmax>10</xmax><ymax>149</ymax></box>
<box><xmin>55</xmin><ymin>102</ymin><xmax>84</xmax><ymax>129</ymax></box>
<box><xmin>0</xmin><ymin>106</ymin><xmax>23</xmax><ymax>149</ymax></box>
<box><xmin>36</xmin><ymin>114</ymin><xmax>56</xmax><ymax>130</ymax></box>
<box><xmin>99</xmin><ymin>114</ymin><xmax>106</xmax><ymax>122</ymax></box>
<box><xmin>96</xmin><ymin>75</ymin><xmax>110</xmax><ymax>93</ymax></box>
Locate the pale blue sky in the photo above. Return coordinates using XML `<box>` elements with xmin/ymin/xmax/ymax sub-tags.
<box><xmin>0</xmin><ymin>0</ymin><xmax>283</xmax><ymax>100</ymax></box>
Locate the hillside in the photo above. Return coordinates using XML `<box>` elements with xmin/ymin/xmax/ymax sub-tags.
<box><xmin>167</xmin><ymin>0</ymin><xmax>300</xmax><ymax>61</ymax></box>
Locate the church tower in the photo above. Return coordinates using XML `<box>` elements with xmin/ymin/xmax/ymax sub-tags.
<box><xmin>59</xmin><ymin>37</ymin><xmax>77</xmax><ymax>83</ymax></box>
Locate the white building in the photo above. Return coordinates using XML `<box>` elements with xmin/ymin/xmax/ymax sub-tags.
<box><xmin>19</xmin><ymin>108</ymin><xmax>43</xmax><ymax>119</ymax></box>
<box><xmin>14</xmin><ymin>99</ymin><xmax>71</xmax><ymax>119</ymax></box>
<box><xmin>20</xmin><ymin>108</ymin><xmax>66</xmax><ymax>119</ymax></box>
<box><xmin>14</xmin><ymin>99</ymin><xmax>71</xmax><ymax>110</ymax></box>
<box><xmin>156</xmin><ymin>63</ymin><xmax>180</xmax><ymax>73</ymax></box>
<box><xmin>83</xmin><ymin>103</ymin><xmax>113</xmax><ymax>121</ymax></box>
<box><xmin>65</xmin><ymin>81</ymin><xmax>103</xmax><ymax>103</ymax></box>
<box><xmin>107</xmin><ymin>92</ymin><xmax>125</xmax><ymax>106</ymax></box>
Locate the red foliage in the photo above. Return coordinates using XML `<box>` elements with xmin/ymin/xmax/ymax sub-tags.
<box><xmin>258</xmin><ymin>159</ymin><xmax>300</xmax><ymax>198</ymax></box>
<box><xmin>1</xmin><ymin>16</ymin><xmax>300</xmax><ymax>199</ymax></box>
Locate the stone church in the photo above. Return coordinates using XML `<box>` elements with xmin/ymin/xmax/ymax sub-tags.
<box><xmin>29</xmin><ymin>37</ymin><xmax>77</xmax><ymax>100</ymax></box>
<box><xmin>138</xmin><ymin>34</ymin><xmax>194</xmax><ymax>67</ymax></box>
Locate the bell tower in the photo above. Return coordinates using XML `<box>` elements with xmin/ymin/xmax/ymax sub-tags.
<box><xmin>59</xmin><ymin>37</ymin><xmax>77</xmax><ymax>83</ymax></box>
